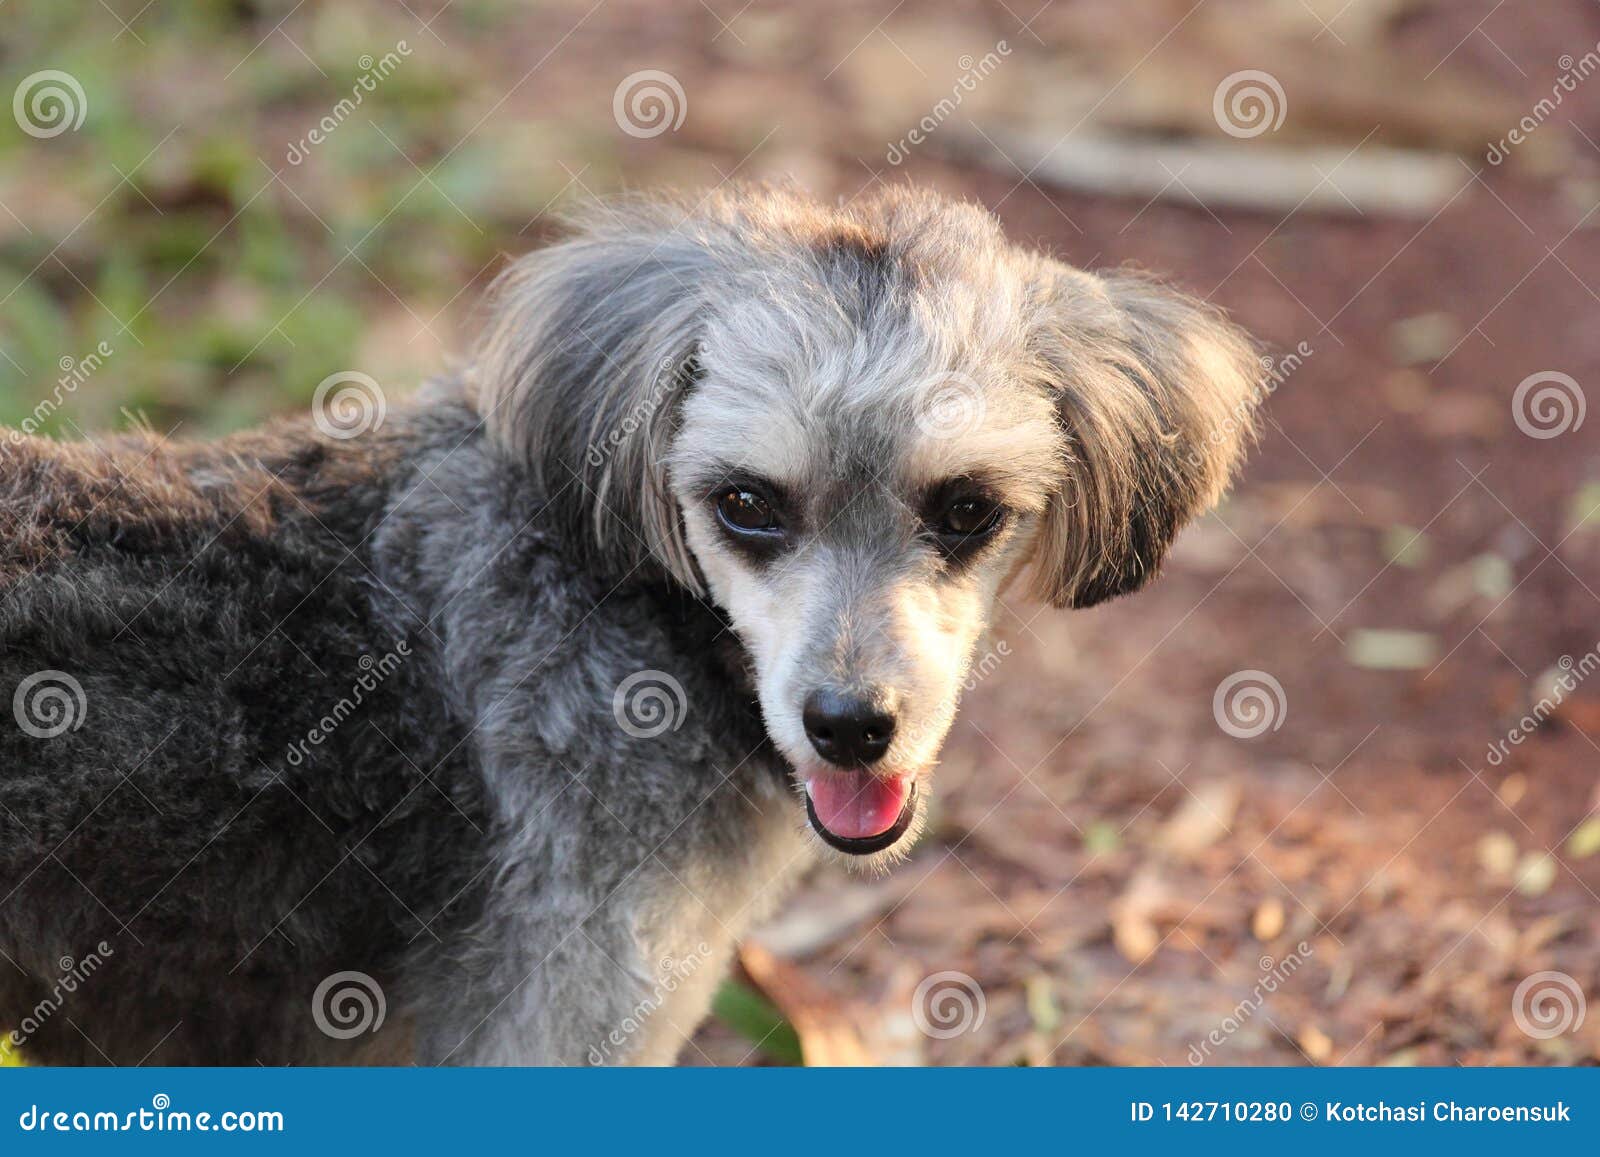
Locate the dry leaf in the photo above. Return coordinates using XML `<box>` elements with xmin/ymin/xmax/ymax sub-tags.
<box><xmin>1298</xmin><ymin>1023</ymin><xmax>1334</xmax><ymax>1063</ymax></box>
<box><xmin>737</xmin><ymin>942</ymin><xmax>873</xmax><ymax>1066</ymax></box>
<box><xmin>1477</xmin><ymin>831</ymin><xmax>1518</xmax><ymax>882</ymax></box>
<box><xmin>1159</xmin><ymin>780</ymin><xmax>1242</xmax><ymax>857</ymax></box>
<box><xmin>1253</xmin><ymin>898</ymin><xmax>1287</xmax><ymax>941</ymax></box>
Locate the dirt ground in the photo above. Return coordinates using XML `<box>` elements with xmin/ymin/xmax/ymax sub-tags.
<box><xmin>668</xmin><ymin>2</ymin><xmax>1600</xmax><ymax>1066</ymax></box>
<box><xmin>6</xmin><ymin>0</ymin><xmax>1600</xmax><ymax>1066</ymax></box>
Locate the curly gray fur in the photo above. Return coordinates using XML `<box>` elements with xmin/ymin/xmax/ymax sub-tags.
<box><xmin>0</xmin><ymin>185</ymin><xmax>1262</xmax><ymax>1065</ymax></box>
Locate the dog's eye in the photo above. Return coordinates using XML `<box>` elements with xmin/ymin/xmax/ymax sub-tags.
<box><xmin>936</xmin><ymin>497</ymin><xmax>1002</xmax><ymax>539</ymax></box>
<box><xmin>715</xmin><ymin>488</ymin><xmax>779</xmax><ymax>533</ymax></box>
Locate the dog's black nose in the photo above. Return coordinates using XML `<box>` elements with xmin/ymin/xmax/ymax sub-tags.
<box><xmin>802</xmin><ymin>690</ymin><xmax>895</xmax><ymax>766</ymax></box>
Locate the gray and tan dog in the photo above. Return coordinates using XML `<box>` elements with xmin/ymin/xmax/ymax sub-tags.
<box><xmin>0</xmin><ymin>186</ymin><xmax>1262</xmax><ymax>1065</ymax></box>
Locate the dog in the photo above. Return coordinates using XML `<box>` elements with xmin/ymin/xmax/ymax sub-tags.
<box><xmin>0</xmin><ymin>185</ymin><xmax>1261</xmax><ymax>1065</ymax></box>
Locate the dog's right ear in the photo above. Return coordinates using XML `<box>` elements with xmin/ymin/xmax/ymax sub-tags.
<box><xmin>476</xmin><ymin>215</ymin><xmax>711</xmax><ymax>589</ymax></box>
<box><xmin>1023</xmin><ymin>261</ymin><xmax>1264</xmax><ymax>609</ymax></box>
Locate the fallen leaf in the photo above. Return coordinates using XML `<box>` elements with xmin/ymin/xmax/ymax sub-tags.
<box><xmin>1346</xmin><ymin>629</ymin><xmax>1437</xmax><ymax>670</ymax></box>
<box><xmin>1111</xmin><ymin>869</ymin><xmax>1170</xmax><ymax>965</ymax></box>
<box><xmin>1298</xmin><ymin>1023</ymin><xmax>1334</xmax><ymax>1063</ymax></box>
<box><xmin>1382</xmin><ymin>525</ymin><xmax>1429</xmax><ymax>568</ymax></box>
<box><xmin>1567</xmin><ymin>482</ymin><xmax>1600</xmax><ymax>535</ymax></box>
<box><xmin>1025</xmin><ymin>973</ymin><xmax>1061</xmax><ymax>1033</ymax></box>
<box><xmin>1472</xmin><ymin>554</ymin><xmax>1514</xmax><ymax>600</ymax></box>
<box><xmin>1158</xmin><ymin>780</ymin><xmax>1242</xmax><ymax>856</ymax></box>
<box><xmin>1389</xmin><ymin>312</ymin><xmax>1460</xmax><ymax>366</ymax></box>
<box><xmin>737</xmin><ymin>942</ymin><xmax>873</xmax><ymax>1066</ymax></box>
<box><xmin>1083</xmin><ymin>820</ymin><xmax>1122</xmax><ymax>856</ymax></box>
<box><xmin>1567</xmin><ymin>817</ymin><xmax>1600</xmax><ymax>859</ymax></box>
<box><xmin>1514</xmin><ymin>852</ymin><xmax>1557</xmax><ymax>897</ymax></box>
<box><xmin>1252</xmin><ymin>898</ymin><xmax>1286</xmax><ymax>941</ymax></box>
<box><xmin>1477</xmin><ymin>831</ymin><xmax>1518</xmax><ymax>881</ymax></box>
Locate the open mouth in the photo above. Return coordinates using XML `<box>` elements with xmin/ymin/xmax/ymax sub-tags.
<box><xmin>801</xmin><ymin>769</ymin><xmax>918</xmax><ymax>855</ymax></box>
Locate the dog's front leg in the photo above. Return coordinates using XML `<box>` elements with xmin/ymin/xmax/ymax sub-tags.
<box><xmin>409</xmin><ymin>919</ymin><xmax>638</xmax><ymax>1065</ymax></box>
<box><xmin>411</xmin><ymin>898</ymin><xmax>731</xmax><ymax>1067</ymax></box>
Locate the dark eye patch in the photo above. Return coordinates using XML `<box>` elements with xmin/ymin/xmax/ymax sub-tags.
<box><xmin>703</xmin><ymin>473</ymin><xmax>794</xmax><ymax>561</ymax></box>
<box><xmin>921</xmin><ymin>477</ymin><xmax>1007</xmax><ymax>566</ymax></box>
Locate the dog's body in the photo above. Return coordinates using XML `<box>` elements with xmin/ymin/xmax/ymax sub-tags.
<box><xmin>0</xmin><ymin>388</ymin><xmax>800</xmax><ymax>1064</ymax></box>
<box><xmin>0</xmin><ymin>187</ymin><xmax>1261</xmax><ymax>1064</ymax></box>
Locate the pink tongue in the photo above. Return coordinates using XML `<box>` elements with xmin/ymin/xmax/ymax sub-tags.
<box><xmin>805</xmin><ymin>770</ymin><xmax>910</xmax><ymax>839</ymax></box>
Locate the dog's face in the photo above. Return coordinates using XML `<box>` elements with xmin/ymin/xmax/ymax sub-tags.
<box><xmin>666</xmin><ymin>276</ymin><xmax>1060</xmax><ymax>857</ymax></box>
<box><xmin>480</xmin><ymin>187</ymin><xmax>1263</xmax><ymax>864</ymax></box>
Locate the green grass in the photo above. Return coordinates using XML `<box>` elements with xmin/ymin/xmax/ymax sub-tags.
<box><xmin>0</xmin><ymin>2</ymin><xmax>597</xmax><ymax>439</ymax></box>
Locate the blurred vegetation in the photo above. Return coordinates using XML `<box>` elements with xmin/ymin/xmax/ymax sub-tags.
<box><xmin>0</xmin><ymin>0</ymin><xmax>614</xmax><ymax>439</ymax></box>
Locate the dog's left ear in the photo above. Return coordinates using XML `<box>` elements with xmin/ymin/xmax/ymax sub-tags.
<box><xmin>475</xmin><ymin>213</ymin><xmax>711</xmax><ymax>589</ymax></box>
<box><xmin>1025</xmin><ymin>261</ymin><xmax>1265</xmax><ymax>608</ymax></box>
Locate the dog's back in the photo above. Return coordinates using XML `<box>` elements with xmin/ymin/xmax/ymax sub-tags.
<box><xmin>0</xmin><ymin>402</ymin><xmax>491</xmax><ymax>1063</ymax></box>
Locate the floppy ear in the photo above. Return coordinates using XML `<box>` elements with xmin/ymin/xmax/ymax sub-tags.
<box><xmin>1025</xmin><ymin>262</ymin><xmax>1265</xmax><ymax>608</ymax></box>
<box><xmin>475</xmin><ymin>212</ymin><xmax>711</xmax><ymax>589</ymax></box>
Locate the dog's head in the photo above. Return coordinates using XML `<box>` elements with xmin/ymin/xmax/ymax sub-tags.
<box><xmin>478</xmin><ymin>186</ymin><xmax>1263</xmax><ymax>863</ymax></box>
